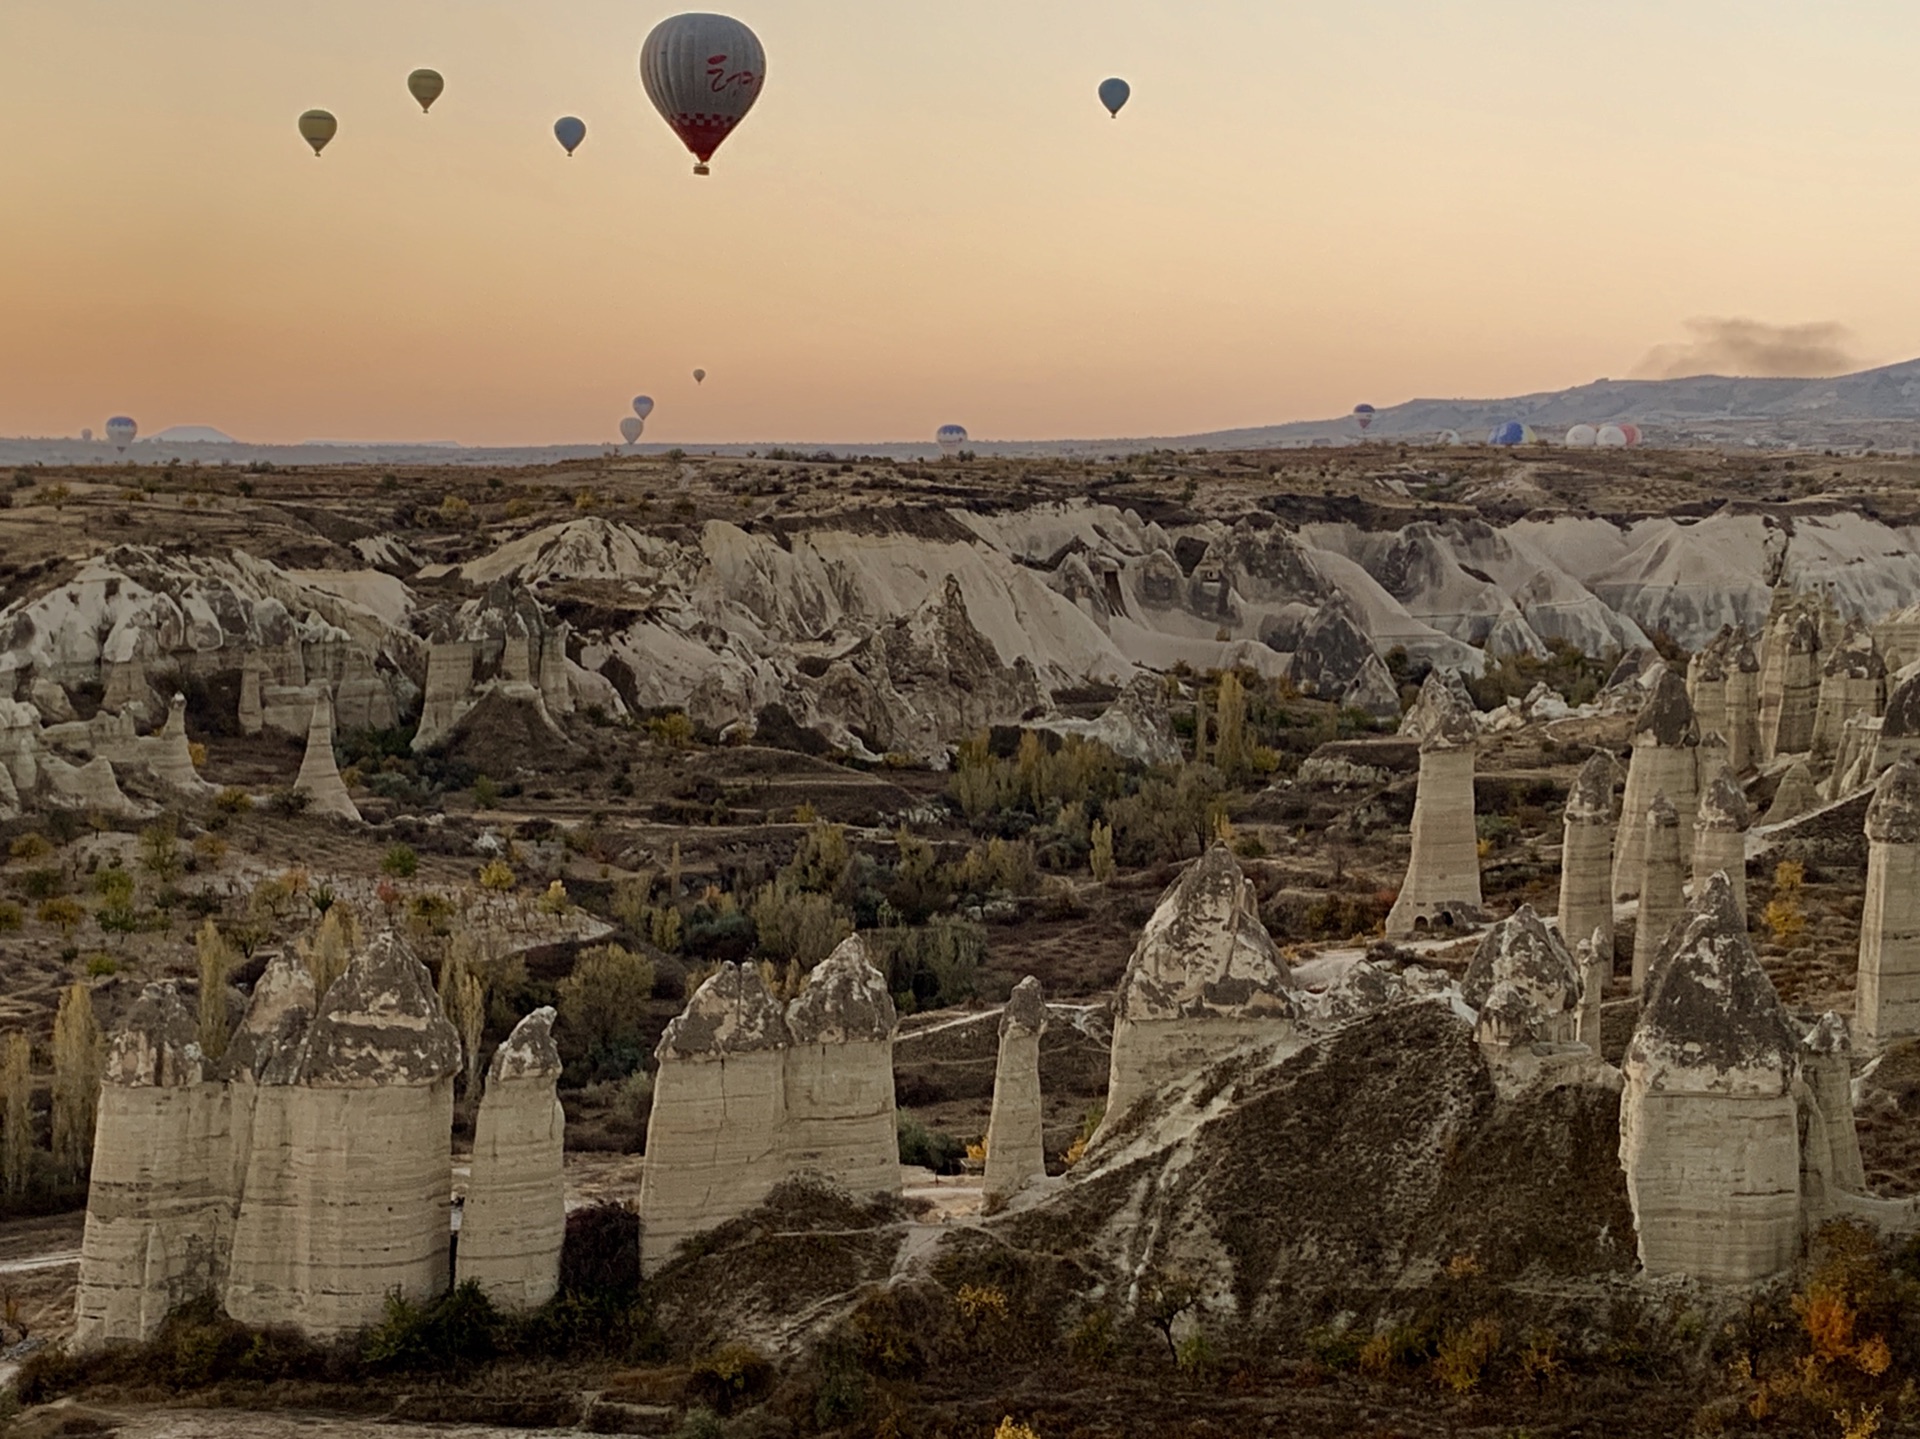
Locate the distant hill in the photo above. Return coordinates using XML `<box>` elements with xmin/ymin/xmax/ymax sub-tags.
<box><xmin>148</xmin><ymin>425</ymin><xmax>238</xmax><ymax>444</ymax></box>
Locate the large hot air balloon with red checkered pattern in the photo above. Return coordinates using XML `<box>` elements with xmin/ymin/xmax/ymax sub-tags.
<box><xmin>640</xmin><ymin>13</ymin><xmax>766</xmax><ymax>176</ymax></box>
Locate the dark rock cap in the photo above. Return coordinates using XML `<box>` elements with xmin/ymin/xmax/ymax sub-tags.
<box><xmin>1696</xmin><ymin>773</ymin><xmax>1751</xmax><ymax>833</ymax></box>
<box><xmin>1000</xmin><ymin>976</ymin><xmax>1048</xmax><ymax>1040</ymax></box>
<box><xmin>1883</xmin><ymin>676</ymin><xmax>1920</xmax><ymax>741</ymax></box>
<box><xmin>658</xmin><ymin>962</ymin><xmax>790</xmax><ymax>1061</ymax></box>
<box><xmin>1462</xmin><ymin>904</ymin><xmax>1581</xmax><ymax>1015</ymax></box>
<box><xmin>489</xmin><ymin>1006</ymin><xmax>561</xmax><ymax>1084</ymax></box>
<box><xmin>1399</xmin><ymin>669</ymin><xmax>1477</xmax><ymax>750</ymax></box>
<box><xmin>1632</xmin><ymin>668</ymin><xmax>1698</xmax><ymax>748</ymax></box>
<box><xmin>1803</xmin><ymin>1011</ymin><xmax>1852</xmax><ymax>1059</ymax></box>
<box><xmin>226</xmin><ymin>951</ymin><xmax>317</xmax><ymax>1083</ymax></box>
<box><xmin>1826</xmin><ymin>626</ymin><xmax>1885</xmax><ymax>680</ymax></box>
<box><xmin>1629</xmin><ymin>873</ymin><xmax>1796</xmax><ymax>1080</ymax></box>
<box><xmin>1647</xmin><ymin>791</ymin><xmax>1679</xmax><ymax>828</ymax></box>
<box><xmin>1736</xmin><ymin>637</ymin><xmax>1761</xmax><ymax>674</ymax></box>
<box><xmin>103</xmin><ymin>982</ymin><xmax>203</xmax><ymax>1089</ymax></box>
<box><xmin>787</xmin><ymin>934</ymin><xmax>898</xmax><ymax>1045</ymax></box>
<box><xmin>1565</xmin><ymin>751</ymin><xmax>1618</xmax><ymax>825</ymax></box>
<box><xmin>1116</xmin><ymin>844</ymin><xmax>1296</xmax><ymax>1023</ymax></box>
<box><xmin>1867</xmin><ymin>761</ymin><xmax>1920</xmax><ymax>846</ymax></box>
<box><xmin>297</xmin><ymin>932</ymin><xmax>462</xmax><ymax>1087</ymax></box>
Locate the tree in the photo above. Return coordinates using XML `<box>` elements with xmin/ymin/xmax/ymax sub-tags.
<box><xmin>557</xmin><ymin>945</ymin><xmax>656</xmax><ymax>1076</ymax></box>
<box><xmin>1214</xmin><ymin>672</ymin><xmax>1248</xmax><ymax>776</ymax></box>
<box><xmin>438</xmin><ymin>936</ymin><xmax>488</xmax><ymax>1096</ymax></box>
<box><xmin>0</xmin><ymin>1033</ymin><xmax>32</xmax><ymax>1196</ymax></box>
<box><xmin>298</xmin><ymin>907</ymin><xmax>358</xmax><ymax>1000</ymax></box>
<box><xmin>1089</xmin><ymin>821</ymin><xmax>1116</xmax><ymax>883</ymax></box>
<box><xmin>51</xmin><ymin>984</ymin><xmax>101</xmax><ymax>1182</ymax></box>
<box><xmin>195</xmin><ymin>919</ymin><xmax>237</xmax><ymax>1061</ymax></box>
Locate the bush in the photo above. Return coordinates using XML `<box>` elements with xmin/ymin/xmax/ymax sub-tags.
<box><xmin>687</xmin><ymin>1343</ymin><xmax>773</xmax><ymax>1416</ymax></box>
<box><xmin>0</xmin><ymin>903</ymin><xmax>19</xmax><ymax>933</ymax></box>
<box><xmin>268</xmin><ymin>788</ymin><xmax>311</xmax><ymax>818</ymax></box>
<box><xmin>898</xmin><ymin>1115</ymin><xmax>967</xmax><ymax>1174</ymax></box>
<box><xmin>213</xmin><ymin>787</ymin><xmax>253</xmax><ymax>814</ymax></box>
<box><xmin>750</xmin><ymin>882</ymin><xmax>851</xmax><ymax>969</ymax></box>
<box><xmin>876</xmin><ymin>917</ymin><xmax>985</xmax><ymax>1011</ymax></box>
<box><xmin>559</xmin><ymin>1202</ymin><xmax>642</xmax><ymax>1297</ymax></box>
<box><xmin>381</xmin><ymin>844</ymin><xmax>419</xmax><ymax>878</ymax></box>
<box><xmin>557</xmin><ymin>945</ymin><xmax>656</xmax><ymax>1079</ymax></box>
<box><xmin>361</xmin><ymin>1282</ymin><xmax>503</xmax><ymax>1373</ymax></box>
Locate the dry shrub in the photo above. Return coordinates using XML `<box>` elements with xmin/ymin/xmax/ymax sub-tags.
<box><xmin>1432</xmin><ymin>1317</ymin><xmax>1500</xmax><ymax>1395</ymax></box>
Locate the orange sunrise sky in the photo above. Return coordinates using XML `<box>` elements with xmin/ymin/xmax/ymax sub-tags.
<box><xmin>3</xmin><ymin>0</ymin><xmax>1919</xmax><ymax>447</ymax></box>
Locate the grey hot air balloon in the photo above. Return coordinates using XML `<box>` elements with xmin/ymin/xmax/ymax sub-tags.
<box><xmin>640</xmin><ymin>13</ymin><xmax>766</xmax><ymax>175</ymax></box>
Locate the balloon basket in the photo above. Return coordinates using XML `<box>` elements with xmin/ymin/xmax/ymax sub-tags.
<box><xmin>693</xmin><ymin>163</ymin><xmax>711</xmax><ymax>176</ymax></box>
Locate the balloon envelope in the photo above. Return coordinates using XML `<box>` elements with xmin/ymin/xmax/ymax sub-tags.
<box><xmin>1619</xmin><ymin>423</ymin><xmax>1642</xmax><ymax>447</ymax></box>
<box><xmin>1354</xmin><ymin>403</ymin><xmax>1376</xmax><ymax>433</ymax></box>
<box><xmin>1489</xmin><ymin>422</ymin><xmax>1528</xmax><ymax>447</ymax></box>
<box><xmin>1099</xmin><ymin>77</ymin><xmax>1131</xmax><ymax>117</ymax></box>
<box><xmin>408</xmin><ymin>69</ymin><xmax>444</xmax><ymax>113</ymax></box>
<box><xmin>1565</xmin><ymin>424</ymin><xmax>1598</xmax><ymax>448</ymax></box>
<box><xmin>106</xmin><ymin>417</ymin><xmax>138</xmax><ymax>451</ymax></box>
<box><xmin>1437</xmin><ymin>430</ymin><xmax>1462</xmax><ymax>446</ymax></box>
<box><xmin>554</xmin><ymin>116</ymin><xmax>587</xmax><ymax>155</ymax></box>
<box><xmin>937</xmin><ymin>424</ymin><xmax>969</xmax><ymax>457</ymax></box>
<box><xmin>632</xmin><ymin>396</ymin><xmax>655</xmax><ymax>421</ymax></box>
<box><xmin>693</xmin><ymin>369</ymin><xmax>706</xmax><ymax>384</ymax></box>
<box><xmin>640</xmin><ymin>13</ymin><xmax>766</xmax><ymax>174</ymax></box>
<box><xmin>298</xmin><ymin>110</ymin><xmax>338</xmax><ymax>157</ymax></box>
<box><xmin>1596</xmin><ymin>425</ymin><xmax>1628</xmax><ymax>449</ymax></box>
<box><xmin>621</xmin><ymin>418</ymin><xmax>644</xmax><ymax>445</ymax></box>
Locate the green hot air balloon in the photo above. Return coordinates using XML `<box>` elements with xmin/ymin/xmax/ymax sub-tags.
<box><xmin>299</xmin><ymin>110</ymin><xmax>338</xmax><ymax>157</ymax></box>
<box><xmin>408</xmin><ymin>69</ymin><xmax>445</xmax><ymax>114</ymax></box>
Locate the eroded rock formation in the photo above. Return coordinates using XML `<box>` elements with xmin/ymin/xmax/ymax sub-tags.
<box><xmin>1858</xmin><ymin>761</ymin><xmax>1920</xmax><ymax>1047</ymax></box>
<box><xmin>293</xmin><ymin>690</ymin><xmax>361</xmax><ymax>823</ymax></box>
<box><xmin>1693</xmin><ymin>773</ymin><xmax>1752</xmax><ymax>922</ymax></box>
<box><xmin>984</xmin><ymin>977</ymin><xmax>1049</xmax><ymax>1203</ymax></box>
<box><xmin>1104</xmin><ymin>845</ymin><xmax>1298</xmax><ymax>1126</ymax></box>
<box><xmin>1614</xmin><ymin>670</ymin><xmax>1699</xmax><ymax>902</ymax></box>
<box><xmin>1631</xmin><ymin>794</ymin><xmax>1685</xmax><ymax>997</ymax></box>
<box><xmin>457</xmin><ymin>1008</ymin><xmax>565</xmax><ymax>1310</ymax></box>
<box><xmin>1558</xmin><ymin>752</ymin><xmax>1617</xmax><ymax>965</ymax></box>
<box><xmin>1386</xmin><ymin>672</ymin><xmax>1484</xmax><ymax>937</ymax></box>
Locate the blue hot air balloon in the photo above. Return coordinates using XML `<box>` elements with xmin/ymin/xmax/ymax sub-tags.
<box><xmin>555</xmin><ymin>117</ymin><xmax>587</xmax><ymax>156</ymax></box>
<box><xmin>936</xmin><ymin>425</ymin><xmax>969</xmax><ymax>457</ymax></box>
<box><xmin>1353</xmin><ymin>403</ymin><xmax>1377</xmax><ymax>433</ymax></box>
<box><xmin>106</xmin><ymin>416</ymin><xmax>138</xmax><ymax>452</ymax></box>
<box><xmin>1488</xmin><ymin>422</ymin><xmax>1532</xmax><ymax>447</ymax></box>
<box><xmin>1099</xmin><ymin>78</ymin><xmax>1131</xmax><ymax>118</ymax></box>
<box><xmin>632</xmin><ymin>396</ymin><xmax>655</xmax><ymax>422</ymax></box>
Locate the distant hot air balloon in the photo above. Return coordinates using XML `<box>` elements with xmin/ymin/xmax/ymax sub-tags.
<box><xmin>693</xmin><ymin>369</ymin><xmax>707</xmax><ymax>385</ymax></box>
<box><xmin>298</xmin><ymin>110</ymin><xmax>338</xmax><ymax>157</ymax></box>
<box><xmin>632</xmin><ymin>396</ymin><xmax>655</xmax><ymax>422</ymax></box>
<box><xmin>106</xmin><ymin>417</ymin><xmax>138</xmax><ymax>453</ymax></box>
<box><xmin>408</xmin><ymin>69</ymin><xmax>445</xmax><ymax>114</ymax></box>
<box><xmin>1596</xmin><ymin>424</ymin><xmax>1628</xmax><ymax>449</ymax></box>
<box><xmin>1489</xmin><ymin>422</ymin><xmax>1529</xmax><ymax>447</ymax></box>
<box><xmin>1354</xmin><ymin>403</ymin><xmax>1377</xmax><ymax>434</ymax></box>
<box><xmin>554</xmin><ymin>116</ymin><xmax>587</xmax><ymax>156</ymax></box>
<box><xmin>621</xmin><ymin>417</ymin><xmax>644</xmax><ymax>446</ymax></box>
<box><xmin>1436</xmin><ymin>430</ymin><xmax>1462</xmax><ymax>447</ymax></box>
<box><xmin>937</xmin><ymin>425</ymin><xmax>969</xmax><ymax>458</ymax></box>
<box><xmin>1566</xmin><ymin>424</ymin><xmax>1598</xmax><ymax>448</ymax></box>
<box><xmin>640</xmin><ymin>13</ymin><xmax>766</xmax><ymax>176</ymax></box>
<box><xmin>1099</xmin><ymin>78</ymin><xmax>1131</xmax><ymax>118</ymax></box>
<box><xmin>1619</xmin><ymin>423</ymin><xmax>1642</xmax><ymax>448</ymax></box>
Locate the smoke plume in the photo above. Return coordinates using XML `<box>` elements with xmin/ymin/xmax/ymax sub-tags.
<box><xmin>1630</xmin><ymin>318</ymin><xmax>1857</xmax><ymax>381</ymax></box>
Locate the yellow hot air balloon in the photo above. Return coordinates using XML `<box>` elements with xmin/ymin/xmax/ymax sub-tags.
<box><xmin>408</xmin><ymin>69</ymin><xmax>445</xmax><ymax>114</ymax></box>
<box><xmin>299</xmin><ymin>110</ymin><xmax>338</xmax><ymax>157</ymax></box>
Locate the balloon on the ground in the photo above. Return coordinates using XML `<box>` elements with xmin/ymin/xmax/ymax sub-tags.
<box><xmin>640</xmin><ymin>13</ymin><xmax>766</xmax><ymax>175</ymax></box>
<box><xmin>632</xmin><ymin>396</ymin><xmax>655</xmax><ymax>422</ymax></box>
<box><xmin>1488</xmin><ymin>422</ymin><xmax>1533</xmax><ymax>447</ymax></box>
<box><xmin>1353</xmin><ymin>403</ymin><xmax>1377</xmax><ymax>433</ymax></box>
<box><xmin>693</xmin><ymin>369</ymin><xmax>706</xmax><ymax>384</ymax></box>
<box><xmin>298</xmin><ymin>110</ymin><xmax>338</xmax><ymax>157</ymax></box>
<box><xmin>1596</xmin><ymin>424</ymin><xmax>1628</xmax><ymax>448</ymax></box>
<box><xmin>106</xmin><ymin>417</ymin><xmax>138</xmax><ymax>452</ymax></box>
<box><xmin>621</xmin><ymin>417</ymin><xmax>644</xmax><ymax>445</ymax></box>
<box><xmin>937</xmin><ymin>425</ymin><xmax>969</xmax><ymax>457</ymax></box>
<box><xmin>1436</xmin><ymin>430</ymin><xmax>1462</xmax><ymax>446</ymax></box>
<box><xmin>408</xmin><ymin>70</ymin><xmax>445</xmax><ymax>114</ymax></box>
<box><xmin>1099</xmin><ymin>78</ymin><xmax>1131</xmax><ymax>118</ymax></box>
<box><xmin>1620</xmin><ymin>423</ymin><xmax>1643</xmax><ymax>447</ymax></box>
<box><xmin>1565</xmin><ymin>424</ymin><xmax>1598</xmax><ymax>448</ymax></box>
<box><xmin>555</xmin><ymin>117</ymin><xmax>587</xmax><ymax>156</ymax></box>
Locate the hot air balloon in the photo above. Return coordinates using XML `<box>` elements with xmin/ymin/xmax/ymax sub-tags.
<box><xmin>1099</xmin><ymin>78</ymin><xmax>1131</xmax><ymax>118</ymax></box>
<box><xmin>632</xmin><ymin>396</ymin><xmax>655</xmax><ymax>422</ymax></box>
<box><xmin>408</xmin><ymin>70</ymin><xmax>444</xmax><ymax>114</ymax></box>
<box><xmin>1596</xmin><ymin>425</ymin><xmax>1628</xmax><ymax>449</ymax></box>
<box><xmin>1353</xmin><ymin>403</ymin><xmax>1377</xmax><ymax>434</ymax></box>
<box><xmin>621</xmin><ymin>417</ymin><xmax>645</xmax><ymax>446</ymax></box>
<box><xmin>555</xmin><ymin>117</ymin><xmax>587</xmax><ymax>156</ymax></box>
<box><xmin>1488</xmin><ymin>422</ymin><xmax>1530</xmax><ymax>447</ymax></box>
<box><xmin>1565</xmin><ymin>424</ymin><xmax>1598</xmax><ymax>448</ymax></box>
<box><xmin>298</xmin><ymin>110</ymin><xmax>338</xmax><ymax>157</ymax></box>
<box><xmin>640</xmin><ymin>13</ymin><xmax>766</xmax><ymax>176</ymax></box>
<box><xmin>106</xmin><ymin>417</ymin><xmax>138</xmax><ymax>453</ymax></box>
<box><xmin>693</xmin><ymin>369</ymin><xmax>707</xmax><ymax>384</ymax></box>
<box><xmin>937</xmin><ymin>425</ymin><xmax>969</xmax><ymax>458</ymax></box>
<box><xmin>1619</xmin><ymin>423</ymin><xmax>1642</xmax><ymax>448</ymax></box>
<box><xmin>1436</xmin><ymin>430</ymin><xmax>1462</xmax><ymax>447</ymax></box>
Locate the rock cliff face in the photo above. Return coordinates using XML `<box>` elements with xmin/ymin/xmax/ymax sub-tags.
<box><xmin>1811</xmin><ymin>625</ymin><xmax>1887</xmax><ymax>771</ymax></box>
<box><xmin>457</xmin><ymin>1008</ymin><xmax>565</xmax><ymax>1310</ymax></box>
<box><xmin>415</xmin><ymin>582</ymin><xmax>576</xmax><ymax>751</ymax></box>
<box><xmin>1104</xmin><ymin>845</ymin><xmax>1298</xmax><ymax>1127</ymax></box>
<box><xmin>639</xmin><ymin>943</ymin><xmax>902</xmax><ymax>1269</ymax></box>
<box><xmin>1386</xmin><ymin>672</ymin><xmax>1484</xmax><ymax>937</ymax></box>
<box><xmin>1614</xmin><ymin>670</ymin><xmax>1700</xmax><ymax>902</ymax></box>
<box><xmin>1620</xmin><ymin>875</ymin><xmax>1802</xmax><ymax>1283</ymax></box>
<box><xmin>1558</xmin><ymin>752</ymin><xmax>1618</xmax><ymax>965</ymax></box>
<box><xmin>984</xmin><ymin>977</ymin><xmax>1049</xmax><ymax>1203</ymax></box>
<box><xmin>1858</xmin><ymin>762</ymin><xmax>1920</xmax><ymax>1047</ymax></box>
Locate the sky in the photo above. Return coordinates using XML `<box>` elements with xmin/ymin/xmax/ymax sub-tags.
<box><xmin>3</xmin><ymin>0</ymin><xmax>1920</xmax><ymax>447</ymax></box>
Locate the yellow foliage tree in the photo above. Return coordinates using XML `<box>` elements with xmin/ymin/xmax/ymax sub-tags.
<box><xmin>51</xmin><ymin>984</ymin><xmax>101</xmax><ymax>1182</ymax></box>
